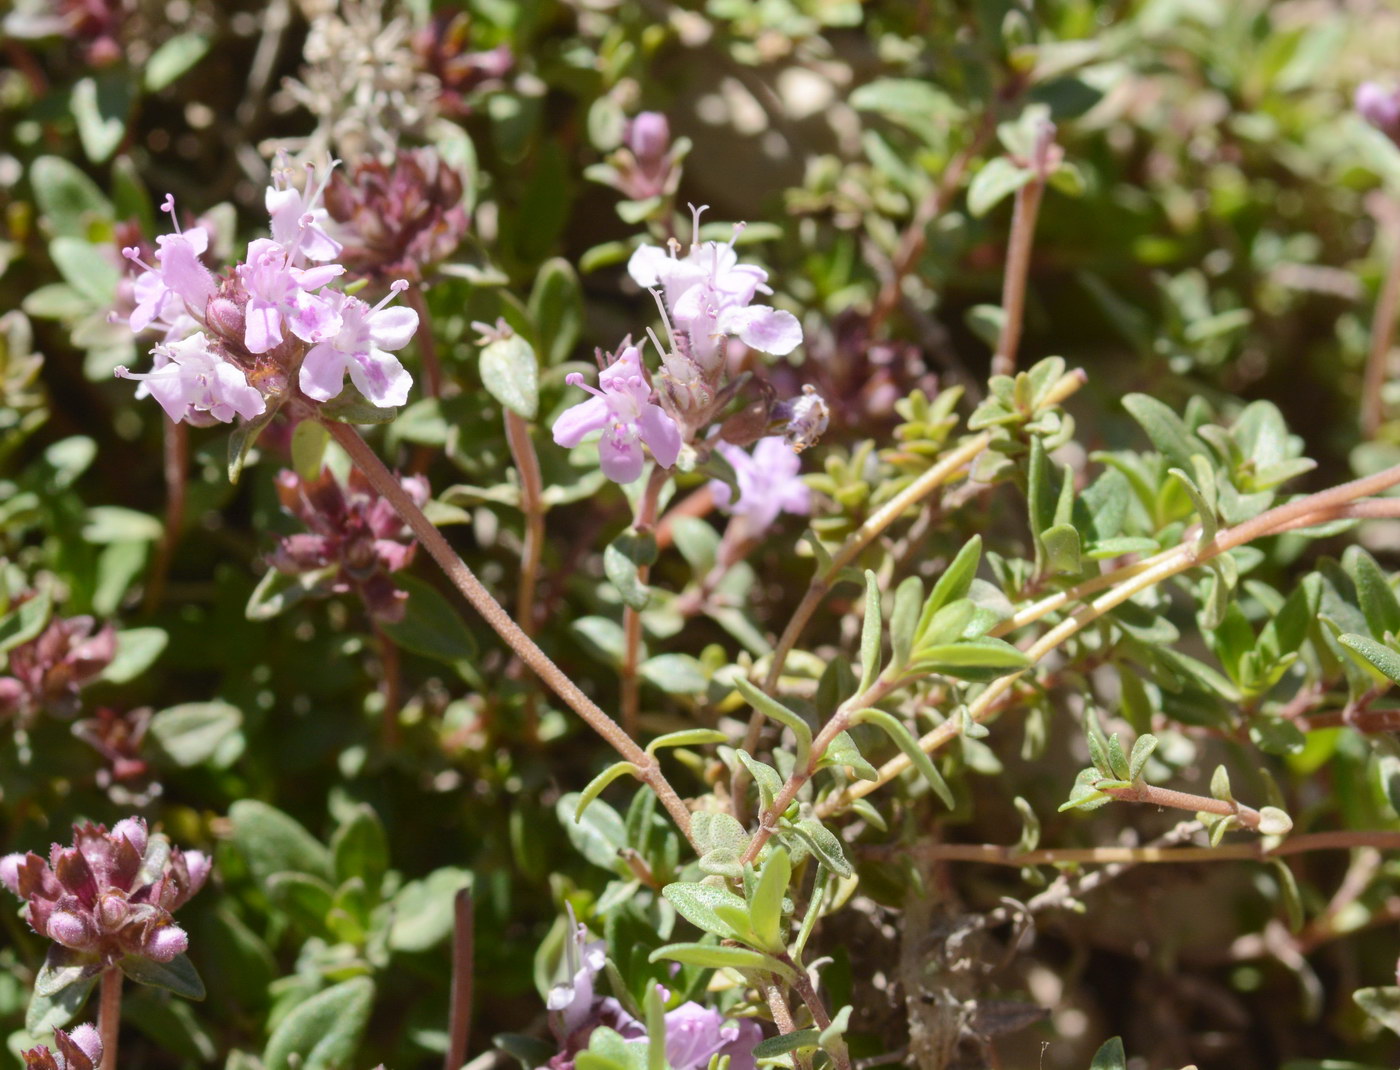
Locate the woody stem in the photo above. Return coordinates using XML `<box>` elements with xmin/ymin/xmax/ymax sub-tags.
<box><xmin>99</xmin><ymin>967</ymin><xmax>122</xmax><ymax>1070</ymax></box>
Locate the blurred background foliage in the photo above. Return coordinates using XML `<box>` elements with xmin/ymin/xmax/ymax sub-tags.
<box><xmin>4</xmin><ymin>0</ymin><xmax>1400</xmax><ymax>1069</ymax></box>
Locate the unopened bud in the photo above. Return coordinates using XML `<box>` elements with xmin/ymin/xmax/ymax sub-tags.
<box><xmin>143</xmin><ymin>922</ymin><xmax>188</xmax><ymax>962</ymax></box>
<box><xmin>0</xmin><ymin>852</ymin><xmax>23</xmax><ymax>896</ymax></box>
<box><xmin>47</xmin><ymin>910</ymin><xmax>95</xmax><ymax>950</ymax></box>
<box><xmin>67</xmin><ymin>1024</ymin><xmax>103</xmax><ymax>1067</ymax></box>
<box><xmin>1358</xmin><ymin>82</ymin><xmax>1400</xmax><ymax>136</ymax></box>
<box><xmin>205</xmin><ymin>296</ymin><xmax>247</xmax><ymax>347</ymax></box>
<box><xmin>111</xmin><ymin>817</ymin><xmax>148</xmax><ymax>856</ymax></box>
<box><xmin>97</xmin><ymin>892</ymin><xmax>129</xmax><ymax>931</ymax></box>
<box><xmin>627</xmin><ymin>112</ymin><xmax>671</xmax><ymax>162</ymax></box>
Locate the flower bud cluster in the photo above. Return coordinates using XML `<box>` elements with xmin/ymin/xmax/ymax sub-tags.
<box><xmin>590</xmin><ymin>111</ymin><xmax>686</xmax><ymax>204</ymax></box>
<box><xmin>270</xmin><ymin>465</ymin><xmax>429</xmax><ymax>623</ymax></box>
<box><xmin>412</xmin><ymin>12</ymin><xmax>513</xmax><ymax>120</ymax></box>
<box><xmin>21</xmin><ymin>1023</ymin><xmax>102</xmax><ymax>1070</ymax></box>
<box><xmin>113</xmin><ymin>160</ymin><xmax>423</xmax><ymax>423</ymax></box>
<box><xmin>1</xmin><ymin>818</ymin><xmax>210</xmax><ymax>967</ymax></box>
<box><xmin>0</xmin><ymin>602</ymin><xmax>115</xmax><ymax>727</ymax></box>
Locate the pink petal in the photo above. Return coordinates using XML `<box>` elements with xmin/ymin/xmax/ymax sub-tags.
<box><xmin>599</xmin><ymin>432</ymin><xmax>644</xmax><ymax>483</ymax></box>
<box><xmin>368</xmin><ymin>305</ymin><xmax>419</xmax><ymax>351</ymax></box>
<box><xmin>723</xmin><ymin>305</ymin><xmax>802</xmax><ymax>355</ymax></box>
<box><xmin>552</xmin><ymin>395</ymin><xmax>611</xmax><ymax>447</ymax></box>
<box><xmin>299</xmin><ymin>342</ymin><xmax>349</xmax><ymax>402</ymax></box>
<box><xmin>626</xmin><ymin>244</ymin><xmax>671</xmax><ymax>288</ymax></box>
<box><xmin>244</xmin><ymin>299</ymin><xmax>282</xmax><ymax>354</ymax></box>
<box><xmin>349</xmin><ymin>348</ymin><xmax>412</xmax><ymax>408</ymax></box>
<box><xmin>638</xmin><ymin>404</ymin><xmax>681</xmax><ymax>468</ymax></box>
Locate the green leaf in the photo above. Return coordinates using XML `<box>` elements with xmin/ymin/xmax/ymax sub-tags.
<box><xmin>639</xmin><ymin>653</ymin><xmax>706</xmax><ymax>694</ymax></box>
<box><xmin>1122</xmin><ymin>394</ymin><xmax>1201</xmax><ymax>474</ymax></box>
<box><xmin>266</xmin><ymin>872</ymin><xmax>334</xmax><ymax>936</ymax></box>
<box><xmin>734</xmin><ymin>677</ymin><xmax>812</xmax><ymax>767</ymax></box>
<box><xmin>1127</xmin><ymin>733</ymin><xmax>1158</xmax><ymax>781</ymax></box>
<box><xmin>1168</xmin><ymin>467</ymin><xmax>1218</xmax><ymax>549</ymax></box>
<box><xmin>33</xmin><ymin>947</ymin><xmax>102</xmax><ymax>998</ymax></box>
<box><xmin>1089</xmin><ymin>1036</ymin><xmax>1126</xmax><ymax>1070</ymax></box>
<box><xmin>821</xmin><ymin>730</ymin><xmax>879</xmax><ymax>781</ymax></box>
<box><xmin>1270</xmin><ymin>859</ymin><xmax>1304</xmax><ymax>933</ymax></box>
<box><xmin>557</xmin><ymin>793</ymin><xmax>627</xmax><ymax>871</ymax></box>
<box><xmin>330</xmin><ymin>804</ymin><xmax>389</xmax><ymax>891</ymax></box>
<box><xmin>480</xmin><ymin>333</ymin><xmax>539</xmax><ymax>419</ymax></box>
<box><xmin>50</xmin><ymin>238</ymin><xmax>120</xmax><ymax>304</ymax></box>
<box><xmin>646</xmin><ymin>729</ymin><xmax>728</xmax><ymax>754</ymax></box>
<box><xmin>119</xmin><ymin>952</ymin><xmax>206</xmax><ymax>1000</ymax></box>
<box><xmin>791</xmin><ymin>818</ymin><xmax>853</xmax><ymax>878</ymax></box>
<box><xmin>528</xmin><ymin>258</ymin><xmax>582</xmax><ymax>366</ymax></box>
<box><xmin>661</xmin><ymin>883</ymin><xmax>750</xmax><ymax>941</ymax></box>
<box><xmin>318</xmin><ymin>383</ymin><xmax>398</xmax><ymax>425</ymax></box>
<box><xmin>1354</xmin><ymin>986</ymin><xmax>1400</xmax><ymax>1037</ymax></box>
<box><xmin>749</xmin><ymin>849</ymin><xmax>791</xmax><ymax>953</ymax></box>
<box><xmin>751</xmin><ymin>1030</ymin><xmax>821</xmax><ymax>1057</ymax></box>
<box><xmin>388</xmin><ymin>867</ymin><xmax>472</xmax><ymax>952</ymax></box>
<box><xmin>148</xmin><ymin>701</ymin><xmax>242</xmax><ymax>767</ymax></box>
<box><xmin>1345</xmin><ymin>547</ymin><xmax>1400</xmax><ymax>640</ymax></box>
<box><xmin>967</xmin><ymin>157</ymin><xmax>1035</xmax><ymax>217</ymax></box>
<box><xmin>291</xmin><ymin>420</ymin><xmax>330</xmax><ymax>481</ymax></box>
<box><xmin>30</xmin><ymin>156</ymin><xmax>113</xmax><ymax>236</ymax></box>
<box><xmin>1339</xmin><ymin>633</ymin><xmax>1400</xmax><ymax>685</ymax></box>
<box><xmin>0</xmin><ymin>588</ymin><xmax>52</xmax><ymax>654</ymax></box>
<box><xmin>26</xmin><ymin>973</ymin><xmax>97</xmax><ymax>1035</ymax></box>
<box><xmin>859</xmin><ymin>569</ymin><xmax>882</xmax><ymax>690</ymax></box>
<box><xmin>1249</xmin><ymin>717</ymin><xmax>1306</xmax><ymax>757</ymax></box>
<box><xmin>889</xmin><ymin>575</ymin><xmax>923</xmax><ymax>672</ymax></box>
<box><xmin>70</xmin><ymin>74</ymin><xmax>132</xmax><ymax>163</ymax></box>
<box><xmin>852</xmin><ymin>707</ymin><xmax>954</xmax><ymax>808</ymax></box>
<box><xmin>605</xmin><ymin>529</ymin><xmax>658</xmax><ymax>611</ymax></box>
<box><xmin>380</xmin><ymin>574</ymin><xmax>477</xmax><ymax>674</ymax></box>
<box><xmin>144</xmin><ymin>32</ymin><xmax>210</xmax><ymax>91</ymax></box>
<box><xmin>1040</xmin><ymin>523</ymin><xmax>1082</xmax><ymax>575</ymax></box>
<box><xmin>576</xmin><ymin>762</ymin><xmax>644</xmax><ymax>821</ymax></box>
<box><xmin>82</xmin><ymin>505</ymin><xmax>162</xmax><ymax>543</ymax></box>
<box><xmin>648</xmin><ymin>942</ymin><xmax>794</xmax><ymax>980</ymax></box>
<box><xmin>103</xmin><ymin>626</ymin><xmax>168</xmax><ymax>682</ymax></box>
<box><xmin>263</xmin><ymin>977</ymin><xmax>375</xmax><ymax>1070</ymax></box>
<box><xmin>735</xmin><ymin>751</ymin><xmax>784</xmax><ymax>812</ymax></box>
<box><xmin>909</xmin><ymin>637</ymin><xmax>1031</xmax><ymax>680</ymax></box>
<box><xmin>227</xmin><ymin>403</ymin><xmax>283</xmax><ymax>482</ymax></box>
<box><xmin>228</xmin><ymin>799</ymin><xmax>334</xmax><ymax>884</ymax></box>
<box><xmin>1105</xmin><ymin>733</ymin><xmax>1130</xmax><ymax>781</ymax></box>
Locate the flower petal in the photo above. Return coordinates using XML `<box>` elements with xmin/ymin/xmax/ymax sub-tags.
<box><xmin>638</xmin><ymin>403</ymin><xmax>681</xmax><ymax>469</ymax></box>
<box><xmin>551</xmin><ymin>395</ymin><xmax>610</xmax><ymax>447</ymax></box>
<box><xmin>626</xmin><ymin>244</ymin><xmax>671</xmax><ymax>288</ymax></box>
<box><xmin>299</xmin><ymin>342</ymin><xmax>349</xmax><ymax>402</ymax></box>
<box><xmin>349</xmin><ymin>347</ymin><xmax>413</xmax><ymax>408</ymax></box>
<box><xmin>599</xmin><ymin>431</ymin><xmax>644</xmax><ymax>484</ymax></box>
<box><xmin>723</xmin><ymin>305</ymin><xmax>802</xmax><ymax>355</ymax></box>
<box><xmin>244</xmin><ymin>299</ymin><xmax>283</xmax><ymax>354</ymax></box>
<box><xmin>368</xmin><ymin>305</ymin><xmax>419</xmax><ymax>351</ymax></box>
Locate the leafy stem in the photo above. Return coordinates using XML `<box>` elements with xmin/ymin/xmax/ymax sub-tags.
<box><xmin>323</xmin><ymin>418</ymin><xmax>698</xmax><ymax>847</ymax></box>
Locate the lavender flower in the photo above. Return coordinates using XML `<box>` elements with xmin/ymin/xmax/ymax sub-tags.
<box><xmin>0</xmin><ymin>604</ymin><xmax>115</xmax><ymax>727</ymax></box>
<box><xmin>709</xmin><ymin>437</ymin><xmax>811</xmax><ymax>536</ymax></box>
<box><xmin>299</xmin><ymin>282</ymin><xmax>418</xmax><ymax>407</ymax></box>
<box><xmin>120</xmin><ymin>196</ymin><xmax>217</xmax><ymax>338</ymax></box>
<box><xmin>662</xmin><ymin>1003</ymin><xmax>761</xmax><ymax>1070</ymax></box>
<box><xmin>0</xmin><ymin>818</ymin><xmax>210</xmax><ymax>972</ymax></box>
<box><xmin>236</xmin><ymin>238</ymin><xmax>344</xmax><ymax>355</ymax></box>
<box><xmin>20</xmin><ymin>1023</ymin><xmax>102</xmax><ymax>1070</ymax></box>
<box><xmin>552</xmin><ymin>345</ymin><xmax>682</xmax><ymax>483</ymax></box>
<box><xmin>267</xmin><ymin>160</ymin><xmax>343</xmax><ymax>265</ymax></box>
<box><xmin>628</xmin><ymin>212</ymin><xmax>802</xmax><ymax>372</ymax></box>
<box><xmin>115</xmin><ymin>334</ymin><xmax>267</xmax><ymax>424</ymax></box>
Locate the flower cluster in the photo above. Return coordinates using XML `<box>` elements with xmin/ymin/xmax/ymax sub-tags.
<box><xmin>589</xmin><ymin>111</ymin><xmax>687</xmax><ymax>204</ymax></box>
<box><xmin>544</xmin><ymin>920</ymin><xmax>759</xmax><ymax>1070</ymax></box>
<box><xmin>3</xmin><ymin>0</ymin><xmax>128</xmax><ymax>67</ymax></box>
<box><xmin>20</xmin><ymin>1023</ymin><xmax>101</xmax><ymax>1070</ymax></box>
<box><xmin>114</xmin><ymin>163</ymin><xmax>420</xmax><ymax>422</ymax></box>
<box><xmin>412</xmin><ymin>11</ymin><xmax>513</xmax><ymax>119</ymax></box>
<box><xmin>324</xmin><ymin>148</ymin><xmax>470</xmax><ymax>282</ymax></box>
<box><xmin>1</xmin><ymin>818</ymin><xmax>209</xmax><ymax>969</ymax></box>
<box><xmin>0</xmin><ymin>605</ymin><xmax>115</xmax><ymax>727</ymax></box>
<box><xmin>269</xmin><ymin>465</ymin><xmax>428</xmax><ymax>622</ymax></box>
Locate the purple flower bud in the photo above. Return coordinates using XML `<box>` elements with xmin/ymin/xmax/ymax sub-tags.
<box><xmin>143</xmin><ymin>922</ymin><xmax>188</xmax><ymax>962</ymax></box>
<box><xmin>0</xmin><ymin>853</ymin><xmax>23</xmax><ymax>896</ymax></box>
<box><xmin>96</xmin><ymin>892</ymin><xmax>129</xmax><ymax>931</ymax></box>
<box><xmin>111</xmin><ymin>817</ymin><xmax>147</xmax><ymax>857</ymax></box>
<box><xmin>182</xmin><ymin>851</ymin><xmax>212</xmax><ymax>895</ymax></box>
<box><xmin>204</xmin><ymin>295</ymin><xmax>247</xmax><ymax>346</ymax></box>
<box><xmin>1358</xmin><ymin>82</ymin><xmax>1400</xmax><ymax>135</ymax></box>
<box><xmin>67</xmin><ymin>1024</ymin><xmax>103</xmax><ymax>1067</ymax></box>
<box><xmin>47</xmin><ymin>910</ymin><xmax>95</xmax><ymax>950</ymax></box>
<box><xmin>626</xmin><ymin>112</ymin><xmax>671</xmax><ymax>162</ymax></box>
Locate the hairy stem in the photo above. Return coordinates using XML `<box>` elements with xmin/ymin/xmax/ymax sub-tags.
<box><xmin>143</xmin><ymin>416</ymin><xmax>188</xmax><ymax>613</ymax></box>
<box><xmin>621</xmin><ymin>467</ymin><xmax>668</xmax><ymax>737</ymax></box>
<box><xmin>910</xmin><ymin>829</ymin><xmax>1400</xmax><ymax>866</ymax></box>
<box><xmin>444</xmin><ymin>888</ymin><xmax>474</xmax><ymax>1070</ymax></box>
<box><xmin>504</xmin><ymin>411</ymin><xmax>547</xmax><ymax>739</ymax></box>
<box><xmin>324</xmin><ymin>419</ymin><xmax>696</xmax><ymax>845</ymax></box>
<box><xmin>782</xmin><ymin>954</ymin><xmax>849</xmax><ymax>1070</ymax></box>
<box><xmin>99</xmin><ymin>967</ymin><xmax>122</xmax><ymax>1070</ymax></box>
<box><xmin>1363</xmin><ymin>216</ymin><xmax>1400</xmax><ymax>437</ymax></box>
<box><xmin>372</xmin><ymin>624</ymin><xmax>402</xmax><ymax>749</ymax></box>
<box><xmin>1099</xmin><ymin>781</ymin><xmax>1262</xmax><ymax>830</ymax></box>
<box><xmin>989</xmin><ymin>173</ymin><xmax>1047</xmax><ymax>379</ymax></box>
<box><xmin>406</xmin><ymin>286</ymin><xmax>443</xmax><ymax>400</ymax></box>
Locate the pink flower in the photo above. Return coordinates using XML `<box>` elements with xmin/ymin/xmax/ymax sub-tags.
<box><xmin>266</xmin><ymin>159</ymin><xmax>343</xmax><ymax>265</ymax></box>
<box><xmin>236</xmin><ymin>238</ymin><xmax>343</xmax><ymax>355</ymax></box>
<box><xmin>552</xmin><ymin>346</ymin><xmax>682</xmax><ymax>483</ymax></box>
<box><xmin>628</xmin><ymin>217</ymin><xmax>802</xmax><ymax>370</ymax></box>
<box><xmin>115</xmin><ymin>333</ymin><xmax>266</xmax><ymax>424</ymax></box>
<box><xmin>709</xmin><ymin>436</ymin><xmax>811</xmax><ymax>535</ymax></box>
<box><xmin>299</xmin><ymin>281</ymin><xmax>418</xmax><ymax>407</ymax></box>
<box><xmin>121</xmin><ymin>196</ymin><xmax>217</xmax><ymax>335</ymax></box>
